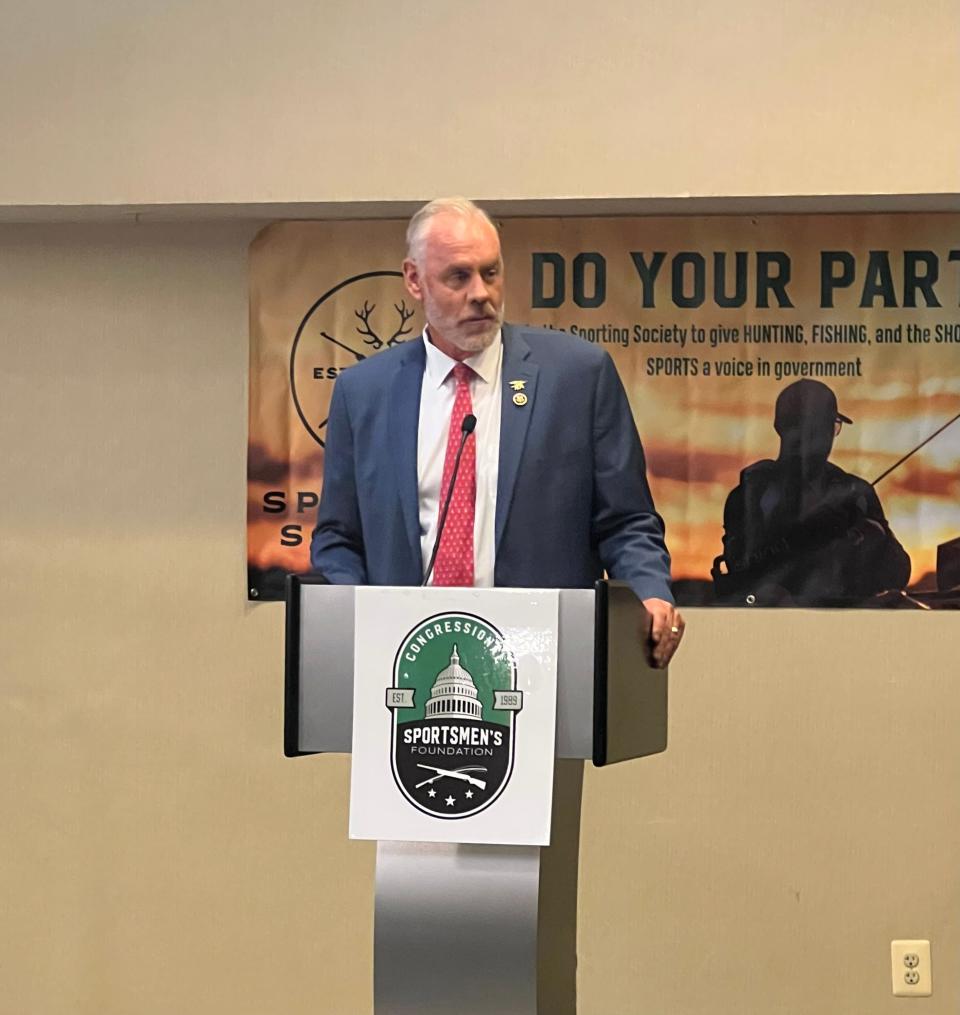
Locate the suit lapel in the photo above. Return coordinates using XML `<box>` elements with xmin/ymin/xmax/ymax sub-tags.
<box><xmin>496</xmin><ymin>326</ymin><xmax>539</xmax><ymax>554</ymax></box>
<box><xmin>390</xmin><ymin>340</ymin><xmax>426</xmax><ymax>569</ymax></box>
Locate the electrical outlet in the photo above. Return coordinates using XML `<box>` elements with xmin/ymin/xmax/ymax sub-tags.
<box><xmin>891</xmin><ymin>940</ymin><xmax>931</xmax><ymax>997</ymax></box>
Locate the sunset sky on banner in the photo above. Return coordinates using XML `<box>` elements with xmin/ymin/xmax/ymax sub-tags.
<box><xmin>248</xmin><ymin>215</ymin><xmax>960</xmax><ymax>599</ymax></box>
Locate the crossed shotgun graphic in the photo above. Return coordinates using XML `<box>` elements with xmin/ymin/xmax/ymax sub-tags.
<box><xmin>415</xmin><ymin>765</ymin><xmax>489</xmax><ymax>791</ymax></box>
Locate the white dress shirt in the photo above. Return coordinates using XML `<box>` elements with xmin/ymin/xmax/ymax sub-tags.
<box><xmin>418</xmin><ymin>328</ymin><xmax>502</xmax><ymax>586</ymax></box>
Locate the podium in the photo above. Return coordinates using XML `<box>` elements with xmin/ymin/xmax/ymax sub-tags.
<box><xmin>285</xmin><ymin>577</ymin><xmax>668</xmax><ymax>1015</ymax></box>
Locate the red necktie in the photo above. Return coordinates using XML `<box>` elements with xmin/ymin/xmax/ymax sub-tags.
<box><xmin>432</xmin><ymin>363</ymin><xmax>476</xmax><ymax>587</ymax></box>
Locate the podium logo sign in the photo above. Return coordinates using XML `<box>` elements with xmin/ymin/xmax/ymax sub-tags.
<box><xmin>386</xmin><ymin>613</ymin><xmax>524</xmax><ymax>819</ymax></box>
<box><xmin>351</xmin><ymin>587</ymin><xmax>558</xmax><ymax>845</ymax></box>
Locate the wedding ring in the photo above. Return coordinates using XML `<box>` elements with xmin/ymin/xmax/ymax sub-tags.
<box><xmin>670</xmin><ymin>625</ymin><xmax>680</xmax><ymax>634</ymax></box>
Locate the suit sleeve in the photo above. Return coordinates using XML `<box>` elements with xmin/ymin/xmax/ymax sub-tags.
<box><xmin>591</xmin><ymin>352</ymin><xmax>674</xmax><ymax>602</ymax></box>
<box><xmin>309</xmin><ymin>378</ymin><xmax>368</xmax><ymax>584</ymax></box>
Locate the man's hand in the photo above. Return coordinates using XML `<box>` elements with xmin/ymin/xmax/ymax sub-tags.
<box><xmin>641</xmin><ymin>598</ymin><xmax>685</xmax><ymax>669</ymax></box>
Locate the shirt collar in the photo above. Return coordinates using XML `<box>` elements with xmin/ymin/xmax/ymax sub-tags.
<box><xmin>421</xmin><ymin>326</ymin><xmax>503</xmax><ymax>390</ymax></box>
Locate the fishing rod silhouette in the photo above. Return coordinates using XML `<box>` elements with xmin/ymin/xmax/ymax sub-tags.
<box><xmin>871</xmin><ymin>409</ymin><xmax>960</xmax><ymax>486</ymax></box>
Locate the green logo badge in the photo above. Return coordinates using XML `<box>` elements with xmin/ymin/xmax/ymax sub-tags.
<box><xmin>387</xmin><ymin>612</ymin><xmax>523</xmax><ymax>818</ymax></box>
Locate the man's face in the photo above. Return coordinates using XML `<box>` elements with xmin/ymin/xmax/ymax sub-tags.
<box><xmin>403</xmin><ymin>212</ymin><xmax>504</xmax><ymax>357</ymax></box>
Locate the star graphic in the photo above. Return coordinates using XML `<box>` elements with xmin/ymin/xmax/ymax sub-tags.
<box><xmin>445</xmin><ymin>796</ymin><xmax>455</xmax><ymax>807</ymax></box>
<box><xmin>427</xmin><ymin>788</ymin><xmax>436</xmax><ymax>798</ymax></box>
<box><xmin>465</xmin><ymin>790</ymin><xmax>474</xmax><ymax>799</ymax></box>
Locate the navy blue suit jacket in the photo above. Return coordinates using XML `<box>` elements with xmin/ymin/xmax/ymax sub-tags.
<box><xmin>310</xmin><ymin>324</ymin><xmax>673</xmax><ymax>602</ymax></box>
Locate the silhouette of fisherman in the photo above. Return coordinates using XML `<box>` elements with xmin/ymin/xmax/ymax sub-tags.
<box><xmin>713</xmin><ymin>379</ymin><xmax>911</xmax><ymax>605</ymax></box>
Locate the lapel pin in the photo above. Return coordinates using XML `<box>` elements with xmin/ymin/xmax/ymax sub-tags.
<box><xmin>509</xmin><ymin>380</ymin><xmax>526</xmax><ymax>391</ymax></box>
<box><xmin>512</xmin><ymin>392</ymin><xmax>528</xmax><ymax>407</ymax></box>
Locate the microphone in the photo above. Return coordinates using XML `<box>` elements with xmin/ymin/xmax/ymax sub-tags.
<box><xmin>422</xmin><ymin>413</ymin><xmax>477</xmax><ymax>586</ymax></box>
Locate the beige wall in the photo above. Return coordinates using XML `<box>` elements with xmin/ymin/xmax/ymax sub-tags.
<box><xmin>1</xmin><ymin>222</ymin><xmax>958</xmax><ymax>1014</ymax></box>
<box><xmin>1</xmin><ymin>1</ymin><xmax>958</xmax><ymax>1011</ymax></box>
<box><xmin>1</xmin><ymin>0</ymin><xmax>958</xmax><ymax>212</ymax></box>
<box><xmin>0</xmin><ymin>223</ymin><xmax>371</xmax><ymax>1014</ymax></box>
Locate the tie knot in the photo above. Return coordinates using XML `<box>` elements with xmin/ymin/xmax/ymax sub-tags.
<box><xmin>452</xmin><ymin>363</ymin><xmax>473</xmax><ymax>386</ymax></box>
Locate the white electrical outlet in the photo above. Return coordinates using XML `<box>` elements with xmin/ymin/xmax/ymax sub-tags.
<box><xmin>891</xmin><ymin>940</ymin><xmax>932</xmax><ymax>997</ymax></box>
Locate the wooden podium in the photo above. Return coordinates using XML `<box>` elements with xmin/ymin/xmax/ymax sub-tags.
<box><xmin>285</xmin><ymin>577</ymin><xmax>668</xmax><ymax>1015</ymax></box>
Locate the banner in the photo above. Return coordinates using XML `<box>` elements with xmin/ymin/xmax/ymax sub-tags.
<box><xmin>349</xmin><ymin>587</ymin><xmax>558</xmax><ymax>846</ymax></box>
<box><xmin>248</xmin><ymin>215</ymin><xmax>960</xmax><ymax>608</ymax></box>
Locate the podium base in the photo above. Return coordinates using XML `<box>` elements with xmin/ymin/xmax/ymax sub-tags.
<box><xmin>374</xmin><ymin>760</ymin><xmax>584</xmax><ymax>1015</ymax></box>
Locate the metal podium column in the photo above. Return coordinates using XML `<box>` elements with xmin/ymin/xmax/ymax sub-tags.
<box><xmin>374</xmin><ymin>760</ymin><xmax>584</xmax><ymax>1015</ymax></box>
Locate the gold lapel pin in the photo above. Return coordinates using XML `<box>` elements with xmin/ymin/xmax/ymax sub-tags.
<box><xmin>509</xmin><ymin>380</ymin><xmax>526</xmax><ymax>391</ymax></box>
<box><xmin>512</xmin><ymin>392</ymin><xmax>528</xmax><ymax>407</ymax></box>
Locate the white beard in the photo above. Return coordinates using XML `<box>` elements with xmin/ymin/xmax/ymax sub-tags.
<box><xmin>422</xmin><ymin>293</ymin><xmax>504</xmax><ymax>355</ymax></box>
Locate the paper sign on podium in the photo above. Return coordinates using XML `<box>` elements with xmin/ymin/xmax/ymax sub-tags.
<box><xmin>349</xmin><ymin>587</ymin><xmax>559</xmax><ymax>846</ymax></box>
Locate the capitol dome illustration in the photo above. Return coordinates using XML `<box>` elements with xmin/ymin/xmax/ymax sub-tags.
<box><xmin>425</xmin><ymin>644</ymin><xmax>483</xmax><ymax>721</ymax></box>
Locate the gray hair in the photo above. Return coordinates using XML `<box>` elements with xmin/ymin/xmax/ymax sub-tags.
<box><xmin>405</xmin><ymin>197</ymin><xmax>498</xmax><ymax>263</ymax></box>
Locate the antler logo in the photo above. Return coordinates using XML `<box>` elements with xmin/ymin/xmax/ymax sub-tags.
<box><xmin>290</xmin><ymin>271</ymin><xmax>422</xmax><ymax>446</ymax></box>
<box><xmin>352</xmin><ymin>299</ymin><xmax>415</xmax><ymax>350</ymax></box>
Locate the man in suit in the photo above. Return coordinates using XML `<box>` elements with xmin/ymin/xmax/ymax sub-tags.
<box><xmin>311</xmin><ymin>197</ymin><xmax>684</xmax><ymax>667</ymax></box>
